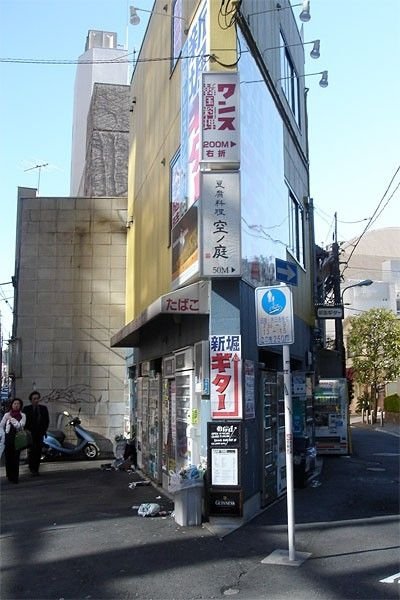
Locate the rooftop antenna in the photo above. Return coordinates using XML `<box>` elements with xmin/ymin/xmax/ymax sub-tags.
<box><xmin>24</xmin><ymin>163</ymin><xmax>48</xmax><ymax>194</ymax></box>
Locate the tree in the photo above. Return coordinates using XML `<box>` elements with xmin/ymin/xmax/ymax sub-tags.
<box><xmin>347</xmin><ymin>308</ymin><xmax>400</xmax><ymax>419</ymax></box>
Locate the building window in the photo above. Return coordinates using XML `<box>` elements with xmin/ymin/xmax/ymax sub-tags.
<box><xmin>280</xmin><ymin>33</ymin><xmax>300</xmax><ymax>127</ymax></box>
<box><xmin>288</xmin><ymin>191</ymin><xmax>304</xmax><ymax>266</ymax></box>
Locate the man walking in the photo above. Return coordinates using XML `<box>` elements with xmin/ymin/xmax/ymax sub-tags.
<box><xmin>23</xmin><ymin>391</ymin><xmax>49</xmax><ymax>475</ymax></box>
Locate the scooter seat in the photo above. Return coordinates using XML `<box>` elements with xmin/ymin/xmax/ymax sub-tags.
<box><xmin>46</xmin><ymin>429</ymin><xmax>66</xmax><ymax>443</ymax></box>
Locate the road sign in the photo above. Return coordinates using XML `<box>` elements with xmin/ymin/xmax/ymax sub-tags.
<box><xmin>316</xmin><ymin>304</ymin><xmax>344</xmax><ymax>319</ymax></box>
<box><xmin>275</xmin><ymin>258</ymin><xmax>298</xmax><ymax>286</ymax></box>
<box><xmin>255</xmin><ymin>285</ymin><xmax>294</xmax><ymax>346</ymax></box>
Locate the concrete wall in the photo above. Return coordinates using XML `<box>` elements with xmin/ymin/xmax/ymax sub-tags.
<box><xmin>14</xmin><ymin>195</ymin><xmax>128</xmax><ymax>444</ymax></box>
<box><xmin>70</xmin><ymin>42</ymin><xmax>129</xmax><ymax>196</ymax></box>
<box><xmin>83</xmin><ymin>83</ymin><xmax>129</xmax><ymax>197</ymax></box>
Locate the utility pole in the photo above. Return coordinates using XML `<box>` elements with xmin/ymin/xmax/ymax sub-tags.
<box><xmin>332</xmin><ymin>213</ymin><xmax>345</xmax><ymax>376</ymax></box>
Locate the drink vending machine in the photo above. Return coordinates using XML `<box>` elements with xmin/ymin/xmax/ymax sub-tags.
<box><xmin>314</xmin><ymin>378</ymin><xmax>349</xmax><ymax>454</ymax></box>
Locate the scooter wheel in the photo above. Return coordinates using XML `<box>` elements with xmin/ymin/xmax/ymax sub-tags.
<box><xmin>84</xmin><ymin>443</ymin><xmax>99</xmax><ymax>459</ymax></box>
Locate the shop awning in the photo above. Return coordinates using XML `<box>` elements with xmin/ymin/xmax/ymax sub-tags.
<box><xmin>110</xmin><ymin>281</ymin><xmax>210</xmax><ymax>348</ymax></box>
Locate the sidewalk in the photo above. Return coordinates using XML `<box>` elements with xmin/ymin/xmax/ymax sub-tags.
<box><xmin>350</xmin><ymin>413</ymin><xmax>400</xmax><ymax>437</ymax></box>
<box><xmin>1</xmin><ymin>426</ymin><xmax>399</xmax><ymax>599</ymax></box>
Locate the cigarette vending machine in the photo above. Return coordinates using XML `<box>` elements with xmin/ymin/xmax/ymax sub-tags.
<box><xmin>161</xmin><ymin>347</ymin><xmax>201</xmax><ymax>488</ymax></box>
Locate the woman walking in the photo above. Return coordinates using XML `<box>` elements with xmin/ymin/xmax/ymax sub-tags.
<box><xmin>0</xmin><ymin>398</ymin><xmax>26</xmax><ymax>483</ymax></box>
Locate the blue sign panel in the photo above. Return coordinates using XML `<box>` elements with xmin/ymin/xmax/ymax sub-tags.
<box><xmin>255</xmin><ymin>285</ymin><xmax>294</xmax><ymax>346</ymax></box>
<box><xmin>275</xmin><ymin>258</ymin><xmax>298</xmax><ymax>286</ymax></box>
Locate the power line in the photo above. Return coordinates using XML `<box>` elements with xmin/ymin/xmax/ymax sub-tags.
<box><xmin>341</xmin><ymin>164</ymin><xmax>400</xmax><ymax>277</ymax></box>
<box><xmin>0</xmin><ymin>50</ymin><xmax>222</xmax><ymax>65</ymax></box>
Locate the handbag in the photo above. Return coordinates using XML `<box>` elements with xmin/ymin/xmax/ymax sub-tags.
<box><xmin>14</xmin><ymin>429</ymin><xmax>33</xmax><ymax>451</ymax></box>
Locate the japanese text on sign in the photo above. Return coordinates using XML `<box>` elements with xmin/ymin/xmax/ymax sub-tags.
<box><xmin>164</xmin><ymin>298</ymin><xmax>199</xmax><ymax>312</ymax></box>
<box><xmin>181</xmin><ymin>1</ymin><xmax>208</xmax><ymax>207</ymax></box>
<box><xmin>201</xmin><ymin>72</ymin><xmax>240</xmax><ymax>164</ymax></box>
<box><xmin>210</xmin><ymin>335</ymin><xmax>242</xmax><ymax>419</ymax></box>
<box><xmin>201</xmin><ymin>172</ymin><xmax>241</xmax><ymax>277</ymax></box>
<box><xmin>255</xmin><ymin>286</ymin><xmax>294</xmax><ymax>346</ymax></box>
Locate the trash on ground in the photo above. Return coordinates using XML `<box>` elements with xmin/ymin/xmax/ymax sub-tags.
<box><xmin>310</xmin><ymin>479</ymin><xmax>321</xmax><ymax>487</ymax></box>
<box><xmin>128</xmin><ymin>480</ymin><xmax>151</xmax><ymax>488</ymax></box>
<box><xmin>132</xmin><ymin>504</ymin><xmax>173</xmax><ymax>517</ymax></box>
<box><xmin>137</xmin><ymin>503</ymin><xmax>161</xmax><ymax>517</ymax></box>
<box><xmin>101</xmin><ymin>458</ymin><xmax>135</xmax><ymax>472</ymax></box>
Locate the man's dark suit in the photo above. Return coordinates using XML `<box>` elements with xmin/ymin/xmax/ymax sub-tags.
<box><xmin>23</xmin><ymin>403</ymin><xmax>49</xmax><ymax>474</ymax></box>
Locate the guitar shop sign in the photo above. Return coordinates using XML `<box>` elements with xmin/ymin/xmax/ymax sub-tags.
<box><xmin>210</xmin><ymin>334</ymin><xmax>242</xmax><ymax>419</ymax></box>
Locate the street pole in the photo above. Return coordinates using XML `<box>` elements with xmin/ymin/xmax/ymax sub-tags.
<box><xmin>283</xmin><ymin>343</ymin><xmax>295</xmax><ymax>561</ymax></box>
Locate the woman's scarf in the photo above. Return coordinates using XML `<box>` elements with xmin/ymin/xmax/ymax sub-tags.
<box><xmin>9</xmin><ymin>409</ymin><xmax>23</xmax><ymax>421</ymax></box>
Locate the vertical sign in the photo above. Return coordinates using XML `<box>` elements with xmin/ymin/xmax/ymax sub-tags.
<box><xmin>210</xmin><ymin>334</ymin><xmax>242</xmax><ymax>419</ymax></box>
<box><xmin>255</xmin><ymin>285</ymin><xmax>294</xmax><ymax>346</ymax></box>
<box><xmin>200</xmin><ymin>171</ymin><xmax>241</xmax><ymax>277</ymax></box>
<box><xmin>201</xmin><ymin>71</ymin><xmax>240</xmax><ymax>165</ymax></box>
<box><xmin>181</xmin><ymin>0</ymin><xmax>208</xmax><ymax>208</ymax></box>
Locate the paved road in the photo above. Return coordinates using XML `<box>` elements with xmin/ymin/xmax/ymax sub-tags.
<box><xmin>1</xmin><ymin>423</ymin><xmax>399</xmax><ymax>600</ymax></box>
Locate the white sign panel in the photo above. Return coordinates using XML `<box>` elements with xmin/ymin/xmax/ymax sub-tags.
<box><xmin>201</xmin><ymin>71</ymin><xmax>240</xmax><ymax>165</ymax></box>
<box><xmin>211</xmin><ymin>448</ymin><xmax>238</xmax><ymax>486</ymax></box>
<box><xmin>255</xmin><ymin>285</ymin><xmax>294</xmax><ymax>346</ymax></box>
<box><xmin>210</xmin><ymin>334</ymin><xmax>242</xmax><ymax>419</ymax></box>
<box><xmin>201</xmin><ymin>171</ymin><xmax>241</xmax><ymax>277</ymax></box>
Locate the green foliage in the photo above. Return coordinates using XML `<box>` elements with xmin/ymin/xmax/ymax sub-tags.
<box><xmin>356</xmin><ymin>391</ymin><xmax>371</xmax><ymax>413</ymax></box>
<box><xmin>347</xmin><ymin>309</ymin><xmax>400</xmax><ymax>407</ymax></box>
<box><xmin>384</xmin><ymin>393</ymin><xmax>400</xmax><ymax>413</ymax></box>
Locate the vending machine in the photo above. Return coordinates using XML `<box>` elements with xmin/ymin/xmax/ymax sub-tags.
<box><xmin>314</xmin><ymin>378</ymin><xmax>349</xmax><ymax>454</ymax></box>
<box><xmin>135</xmin><ymin>366</ymin><xmax>162</xmax><ymax>480</ymax></box>
<box><xmin>161</xmin><ymin>347</ymin><xmax>201</xmax><ymax>488</ymax></box>
<box><xmin>174</xmin><ymin>346</ymin><xmax>200</xmax><ymax>471</ymax></box>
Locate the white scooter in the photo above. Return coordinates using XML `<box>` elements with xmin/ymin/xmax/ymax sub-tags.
<box><xmin>43</xmin><ymin>410</ymin><xmax>99</xmax><ymax>460</ymax></box>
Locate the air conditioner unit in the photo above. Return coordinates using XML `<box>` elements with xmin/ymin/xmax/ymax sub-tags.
<box><xmin>174</xmin><ymin>347</ymin><xmax>194</xmax><ymax>371</ymax></box>
<box><xmin>140</xmin><ymin>361</ymin><xmax>151</xmax><ymax>376</ymax></box>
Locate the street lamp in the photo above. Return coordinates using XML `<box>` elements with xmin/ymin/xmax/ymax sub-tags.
<box><xmin>341</xmin><ymin>279</ymin><xmax>373</xmax><ymax>304</ymax></box>
<box><xmin>339</xmin><ymin>279</ymin><xmax>373</xmax><ymax>376</ymax></box>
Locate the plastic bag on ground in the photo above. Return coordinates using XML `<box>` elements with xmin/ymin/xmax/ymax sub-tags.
<box><xmin>137</xmin><ymin>503</ymin><xmax>161</xmax><ymax>517</ymax></box>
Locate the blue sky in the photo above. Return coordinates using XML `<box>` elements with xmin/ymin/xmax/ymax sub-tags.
<box><xmin>1</xmin><ymin>0</ymin><xmax>399</xmax><ymax>341</ymax></box>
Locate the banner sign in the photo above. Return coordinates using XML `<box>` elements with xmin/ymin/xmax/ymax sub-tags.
<box><xmin>201</xmin><ymin>71</ymin><xmax>240</xmax><ymax>165</ymax></box>
<box><xmin>200</xmin><ymin>171</ymin><xmax>241</xmax><ymax>277</ymax></box>
<box><xmin>181</xmin><ymin>0</ymin><xmax>208</xmax><ymax>208</ymax></box>
<box><xmin>171</xmin><ymin>203</ymin><xmax>199</xmax><ymax>288</ymax></box>
<box><xmin>210</xmin><ymin>334</ymin><xmax>242</xmax><ymax>419</ymax></box>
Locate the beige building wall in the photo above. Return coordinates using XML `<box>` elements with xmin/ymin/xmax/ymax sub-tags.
<box><xmin>14</xmin><ymin>195</ymin><xmax>128</xmax><ymax>444</ymax></box>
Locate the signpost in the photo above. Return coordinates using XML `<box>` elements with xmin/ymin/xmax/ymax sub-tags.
<box><xmin>256</xmin><ymin>285</ymin><xmax>311</xmax><ymax>566</ymax></box>
<box><xmin>275</xmin><ymin>258</ymin><xmax>298</xmax><ymax>286</ymax></box>
<box><xmin>315</xmin><ymin>304</ymin><xmax>344</xmax><ymax>319</ymax></box>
